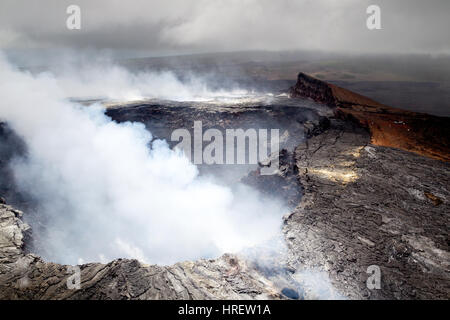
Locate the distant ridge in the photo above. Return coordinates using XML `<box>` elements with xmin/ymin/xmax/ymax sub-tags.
<box><xmin>290</xmin><ymin>72</ymin><xmax>450</xmax><ymax>162</ymax></box>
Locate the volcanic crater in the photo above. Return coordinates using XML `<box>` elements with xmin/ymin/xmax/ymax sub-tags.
<box><xmin>0</xmin><ymin>73</ymin><xmax>449</xmax><ymax>300</ymax></box>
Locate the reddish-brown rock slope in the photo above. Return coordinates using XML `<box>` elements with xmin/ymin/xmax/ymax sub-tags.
<box><xmin>290</xmin><ymin>72</ymin><xmax>450</xmax><ymax>162</ymax></box>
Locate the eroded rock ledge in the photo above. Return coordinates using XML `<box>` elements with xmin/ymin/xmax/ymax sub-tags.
<box><xmin>0</xmin><ymin>204</ymin><xmax>283</xmax><ymax>300</ymax></box>
<box><xmin>284</xmin><ymin>119</ymin><xmax>449</xmax><ymax>299</ymax></box>
<box><xmin>289</xmin><ymin>72</ymin><xmax>450</xmax><ymax>162</ymax></box>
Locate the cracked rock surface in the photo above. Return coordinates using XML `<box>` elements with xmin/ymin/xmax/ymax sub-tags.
<box><xmin>1</xmin><ymin>204</ymin><xmax>282</xmax><ymax>299</ymax></box>
<box><xmin>284</xmin><ymin>120</ymin><xmax>449</xmax><ymax>299</ymax></box>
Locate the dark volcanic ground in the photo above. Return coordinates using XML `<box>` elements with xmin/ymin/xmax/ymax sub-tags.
<box><xmin>0</xmin><ymin>76</ymin><xmax>449</xmax><ymax>300</ymax></box>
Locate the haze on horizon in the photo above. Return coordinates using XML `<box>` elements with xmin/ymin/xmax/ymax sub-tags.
<box><xmin>1</xmin><ymin>0</ymin><xmax>449</xmax><ymax>65</ymax></box>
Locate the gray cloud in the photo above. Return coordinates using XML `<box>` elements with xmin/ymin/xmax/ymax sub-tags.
<box><xmin>1</xmin><ymin>0</ymin><xmax>449</xmax><ymax>57</ymax></box>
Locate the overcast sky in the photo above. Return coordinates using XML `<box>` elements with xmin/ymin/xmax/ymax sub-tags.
<box><xmin>1</xmin><ymin>0</ymin><xmax>449</xmax><ymax>60</ymax></box>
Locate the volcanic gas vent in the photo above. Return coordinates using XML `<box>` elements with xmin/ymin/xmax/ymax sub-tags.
<box><xmin>0</xmin><ymin>56</ymin><xmax>318</xmax><ymax>267</ymax></box>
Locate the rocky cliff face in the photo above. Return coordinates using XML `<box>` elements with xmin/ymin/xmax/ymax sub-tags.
<box><xmin>0</xmin><ymin>74</ymin><xmax>449</xmax><ymax>299</ymax></box>
<box><xmin>0</xmin><ymin>203</ymin><xmax>284</xmax><ymax>299</ymax></box>
<box><xmin>287</xmin><ymin>73</ymin><xmax>336</xmax><ymax>107</ymax></box>
<box><xmin>290</xmin><ymin>72</ymin><xmax>450</xmax><ymax>162</ymax></box>
<box><xmin>286</xmin><ymin>120</ymin><xmax>449</xmax><ymax>299</ymax></box>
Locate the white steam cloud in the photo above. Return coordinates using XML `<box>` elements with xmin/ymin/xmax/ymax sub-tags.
<box><xmin>42</xmin><ymin>57</ymin><xmax>252</xmax><ymax>102</ymax></box>
<box><xmin>0</xmin><ymin>54</ymin><xmax>286</xmax><ymax>265</ymax></box>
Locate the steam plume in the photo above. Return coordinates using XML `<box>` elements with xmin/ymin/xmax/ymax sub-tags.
<box><xmin>0</xmin><ymin>54</ymin><xmax>285</xmax><ymax>265</ymax></box>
